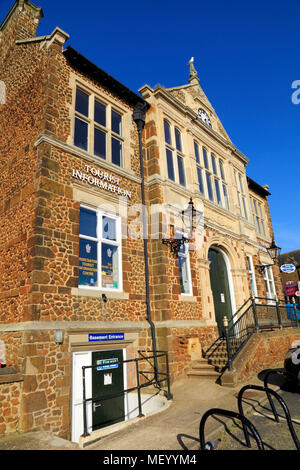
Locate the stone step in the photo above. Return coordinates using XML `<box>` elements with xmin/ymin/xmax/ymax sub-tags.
<box><xmin>187</xmin><ymin>369</ymin><xmax>220</xmax><ymax>378</ymax></box>
<box><xmin>187</xmin><ymin>359</ymin><xmax>220</xmax><ymax>379</ymax></box>
<box><xmin>191</xmin><ymin>359</ymin><xmax>216</xmax><ymax>369</ymax></box>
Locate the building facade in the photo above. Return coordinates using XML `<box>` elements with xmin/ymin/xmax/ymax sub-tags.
<box><xmin>0</xmin><ymin>1</ymin><xmax>283</xmax><ymax>441</ymax></box>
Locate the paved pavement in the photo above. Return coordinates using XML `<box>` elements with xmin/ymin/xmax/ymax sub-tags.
<box><xmin>1</xmin><ymin>367</ymin><xmax>298</xmax><ymax>452</ymax></box>
<box><xmin>216</xmin><ymin>372</ymin><xmax>300</xmax><ymax>451</ymax></box>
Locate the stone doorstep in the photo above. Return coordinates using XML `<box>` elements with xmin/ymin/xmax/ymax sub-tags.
<box><xmin>79</xmin><ymin>392</ymin><xmax>172</xmax><ymax>449</ymax></box>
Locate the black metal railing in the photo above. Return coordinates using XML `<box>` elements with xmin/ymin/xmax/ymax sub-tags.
<box><xmin>204</xmin><ymin>296</ymin><xmax>300</xmax><ymax>372</ymax></box>
<box><xmin>81</xmin><ymin>350</ymin><xmax>172</xmax><ymax>438</ymax></box>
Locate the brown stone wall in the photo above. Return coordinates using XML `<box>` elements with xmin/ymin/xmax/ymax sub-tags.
<box><xmin>157</xmin><ymin>326</ymin><xmax>218</xmax><ymax>381</ymax></box>
<box><xmin>230</xmin><ymin>329</ymin><xmax>300</xmax><ymax>384</ymax></box>
<box><xmin>0</xmin><ymin>379</ymin><xmax>23</xmax><ymax>436</ymax></box>
<box><xmin>20</xmin><ymin>330</ymin><xmax>70</xmax><ymax>437</ymax></box>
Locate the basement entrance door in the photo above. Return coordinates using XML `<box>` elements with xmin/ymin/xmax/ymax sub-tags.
<box><xmin>208</xmin><ymin>247</ymin><xmax>233</xmax><ymax>335</ymax></box>
<box><xmin>92</xmin><ymin>349</ymin><xmax>125</xmax><ymax>431</ymax></box>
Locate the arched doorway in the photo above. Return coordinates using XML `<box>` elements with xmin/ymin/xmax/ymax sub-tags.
<box><xmin>208</xmin><ymin>247</ymin><xmax>233</xmax><ymax>335</ymax></box>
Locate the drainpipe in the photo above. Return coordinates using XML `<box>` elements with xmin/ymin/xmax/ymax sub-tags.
<box><xmin>132</xmin><ymin>102</ymin><xmax>159</xmax><ymax>384</ymax></box>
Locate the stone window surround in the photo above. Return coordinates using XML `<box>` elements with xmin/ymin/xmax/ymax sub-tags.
<box><xmin>233</xmin><ymin>168</ymin><xmax>249</xmax><ymax>220</ymax></box>
<box><xmin>250</xmin><ymin>195</ymin><xmax>266</xmax><ymax>237</ymax></box>
<box><xmin>163</xmin><ymin>118</ymin><xmax>186</xmax><ymax>187</ymax></box>
<box><xmin>196</xmin><ymin>142</ymin><xmax>229</xmax><ymax>210</ymax></box>
<box><xmin>68</xmin><ymin>74</ymin><xmax>131</xmax><ymax>171</ymax></box>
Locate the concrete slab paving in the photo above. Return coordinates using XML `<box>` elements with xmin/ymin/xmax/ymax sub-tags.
<box><xmin>0</xmin><ymin>370</ymin><xmax>295</xmax><ymax>452</ymax></box>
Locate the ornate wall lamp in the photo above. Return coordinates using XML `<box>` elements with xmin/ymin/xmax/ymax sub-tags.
<box><xmin>162</xmin><ymin>198</ymin><xmax>200</xmax><ymax>255</ymax></box>
<box><xmin>256</xmin><ymin>238</ymin><xmax>281</xmax><ymax>274</ymax></box>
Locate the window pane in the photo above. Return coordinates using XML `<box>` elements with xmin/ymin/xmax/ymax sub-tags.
<box><xmin>79</xmin><ymin>238</ymin><xmax>98</xmax><ymax>287</ymax></box>
<box><xmin>256</xmin><ymin>216</ymin><xmax>261</xmax><ymax>233</ymax></box>
<box><xmin>94</xmin><ymin>127</ymin><xmax>106</xmax><ymax>159</ymax></box>
<box><xmin>75</xmin><ymin>88</ymin><xmax>89</xmax><ymax>117</ymax></box>
<box><xmin>260</xmin><ymin>220</ymin><xmax>265</xmax><ymax>236</ymax></box>
<box><xmin>219</xmin><ymin>160</ymin><xmax>225</xmax><ymax>180</ymax></box>
<box><xmin>111</xmin><ymin>110</ymin><xmax>122</xmax><ymax>135</ymax></box>
<box><xmin>211</xmin><ymin>154</ymin><xmax>217</xmax><ymax>175</ymax></box>
<box><xmin>237</xmin><ymin>192</ymin><xmax>242</xmax><ymax>215</ymax></box>
<box><xmin>194</xmin><ymin>141</ymin><xmax>200</xmax><ymax>163</ymax></box>
<box><xmin>215</xmin><ymin>178</ymin><xmax>221</xmax><ymax>205</ymax></box>
<box><xmin>223</xmin><ymin>184</ymin><xmax>229</xmax><ymax>210</ymax></box>
<box><xmin>94</xmin><ymin>100</ymin><xmax>106</xmax><ymax>127</ymax></box>
<box><xmin>206</xmin><ymin>172</ymin><xmax>213</xmax><ymax>201</ymax></box>
<box><xmin>111</xmin><ymin>137</ymin><xmax>122</xmax><ymax>166</ymax></box>
<box><xmin>253</xmin><ymin>199</ymin><xmax>258</xmax><ymax>215</ymax></box>
<box><xmin>80</xmin><ymin>207</ymin><xmax>97</xmax><ymax>238</ymax></box>
<box><xmin>102</xmin><ymin>216</ymin><xmax>116</xmax><ymax>241</ymax></box>
<box><xmin>177</xmin><ymin>155</ymin><xmax>185</xmax><ymax>186</ymax></box>
<box><xmin>197</xmin><ymin>167</ymin><xmax>204</xmax><ymax>194</ymax></box>
<box><xmin>242</xmin><ymin>196</ymin><xmax>248</xmax><ymax>219</ymax></box>
<box><xmin>101</xmin><ymin>243</ymin><xmax>119</xmax><ymax>289</ymax></box>
<box><xmin>166</xmin><ymin>148</ymin><xmax>175</xmax><ymax>181</ymax></box>
<box><xmin>234</xmin><ymin>170</ymin><xmax>238</xmax><ymax>186</ymax></box>
<box><xmin>164</xmin><ymin>120</ymin><xmax>171</xmax><ymax>145</ymax></box>
<box><xmin>74</xmin><ymin>117</ymin><xmax>88</xmax><ymax>151</ymax></box>
<box><xmin>178</xmin><ymin>255</ymin><xmax>191</xmax><ymax>294</ymax></box>
<box><xmin>239</xmin><ymin>174</ymin><xmax>244</xmax><ymax>193</ymax></box>
<box><xmin>203</xmin><ymin>148</ymin><xmax>209</xmax><ymax>169</ymax></box>
<box><xmin>175</xmin><ymin>128</ymin><xmax>182</xmax><ymax>152</ymax></box>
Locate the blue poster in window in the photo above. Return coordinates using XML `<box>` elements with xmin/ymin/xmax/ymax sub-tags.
<box><xmin>101</xmin><ymin>243</ymin><xmax>118</xmax><ymax>289</ymax></box>
<box><xmin>79</xmin><ymin>239</ymin><xmax>98</xmax><ymax>286</ymax></box>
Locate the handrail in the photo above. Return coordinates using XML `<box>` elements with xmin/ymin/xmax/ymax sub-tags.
<box><xmin>81</xmin><ymin>351</ymin><xmax>172</xmax><ymax>438</ymax></box>
<box><xmin>199</xmin><ymin>407</ymin><xmax>264</xmax><ymax>450</ymax></box>
<box><xmin>227</xmin><ymin>296</ymin><xmax>252</xmax><ymax>329</ymax></box>
<box><xmin>238</xmin><ymin>384</ymin><xmax>300</xmax><ymax>450</ymax></box>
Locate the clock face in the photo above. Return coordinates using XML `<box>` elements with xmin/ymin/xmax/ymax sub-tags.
<box><xmin>198</xmin><ymin>108</ymin><xmax>211</xmax><ymax>127</ymax></box>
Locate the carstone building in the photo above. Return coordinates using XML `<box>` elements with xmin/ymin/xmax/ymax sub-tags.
<box><xmin>1</xmin><ymin>0</ymin><xmax>295</xmax><ymax>444</ymax></box>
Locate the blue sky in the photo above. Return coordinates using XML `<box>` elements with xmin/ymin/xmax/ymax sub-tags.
<box><xmin>1</xmin><ymin>0</ymin><xmax>300</xmax><ymax>253</ymax></box>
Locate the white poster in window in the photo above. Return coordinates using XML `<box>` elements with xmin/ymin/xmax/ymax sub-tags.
<box><xmin>220</xmin><ymin>293</ymin><xmax>225</xmax><ymax>303</ymax></box>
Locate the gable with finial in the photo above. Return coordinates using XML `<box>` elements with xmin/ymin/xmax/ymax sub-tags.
<box><xmin>166</xmin><ymin>58</ymin><xmax>231</xmax><ymax>142</ymax></box>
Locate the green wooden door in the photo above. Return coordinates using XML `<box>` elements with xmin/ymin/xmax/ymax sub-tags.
<box><xmin>92</xmin><ymin>349</ymin><xmax>125</xmax><ymax>430</ymax></box>
<box><xmin>208</xmin><ymin>248</ymin><xmax>233</xmax><ymax>335</ymax></box>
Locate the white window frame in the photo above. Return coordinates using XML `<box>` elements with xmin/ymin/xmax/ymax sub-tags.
<box><xmin>176</xmin><ymin>230</ymin><xmax>192</xmax><ymax>296</ymax></box>
<box><xmin>246</xmin><ymin>254</ymin><xmax>257</xmax><ymax>297</ymax></box>
<box><xmin>263</xmin><ymin>265</ymin><xmax>276</xmax><ymax>304</ymax></box>
<box><xmin>78</xmin><ymin>205</ymin><xmax>123</xmax><ymax>292</ymax></box>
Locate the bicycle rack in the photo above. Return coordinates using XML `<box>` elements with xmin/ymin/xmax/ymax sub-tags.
<box><xmin>238</xmin><ymin>384</ymin><xmax>300</xmax><ymax>450</ymax></box>
<box><xmin>199</xmin><ymin>372</ymin><xmax>300</xmax><ymax>451</ymax></box>
<box><xmin>263</xmin><ymin>369</ymin><xmax>299</xmax><ymax>423</ymax></box>
<box><xmin>199</xmin><ymin>408</ymin><xmax>264</xmax><ymax>450</ymax></box>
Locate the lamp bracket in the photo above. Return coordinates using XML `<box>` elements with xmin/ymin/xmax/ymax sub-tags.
<box><xmin>162</xmin><ymin>236</ymin><xmax>188</xmax><ymax>255</ymax></box>
<box><xmin>255</xmin><ymin>263</ymin><xmax>274</xmax><ymax>274</ymax></box>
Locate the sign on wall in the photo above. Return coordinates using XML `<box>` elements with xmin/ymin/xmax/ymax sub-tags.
<box><xmin>280</xmin><ymin>264</ymin><xmax>296</xmax><ymax>273</ymax></box>
<box><xmin>72</xmin><ymin>165</ymin><xmax>131</xmax><ymax>199</ymax></box>
<box><xmin>88</xmin><ymin>333</ymin><xmax>125</xmax><ymax>342</ymax></box>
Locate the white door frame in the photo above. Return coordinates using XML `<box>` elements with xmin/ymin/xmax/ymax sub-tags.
<box><xmin>71</xmin><ymin>347</ymin><xmax>127</xmax><ymax>443</ymax></box>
